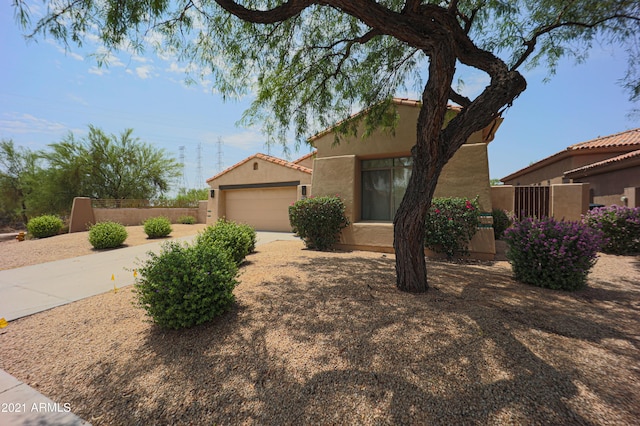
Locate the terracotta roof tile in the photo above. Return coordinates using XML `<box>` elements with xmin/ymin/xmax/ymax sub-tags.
<box><xmin>206</xmin><ymin>153</ymin><xmax>312</xmax><ymax>183</ymax></box>
<box><xmin>293</xmin><ymin>150</ymin><xmax>316</xmax><ymax>164</ymax></box>
<box><xmin>565</xmin><ymin>149</ymin><xmax>640</xmax><ymax>175</ymax></box>
<box><xmin>568</xmin><ymin>128</ymin><xmax>640</xmax><ymax>150</ymax></box>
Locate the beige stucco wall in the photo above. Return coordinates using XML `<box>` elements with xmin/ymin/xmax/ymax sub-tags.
<box><xmin>311</xmin><ymin>104</ymin><xmax>497</xmax><ymax>258</ymax></box>
<box><xmin>207</xmin><ymin>156</ymin><xmax>312</xmax><ymax>226</ymax></box>
<box><xmin>551</xmin><ymin>183</ymin><xmax>590</xmax><ymax>221</ymax></box>
<box><xmin>93</xmin><ymin>206</ymin><xmax>204</xmax><ymax>226</ymax></box>
<box><xmin>491</xmin><ymin>186</ymin><xmax>515</xmax><ymax>213</ymax></box>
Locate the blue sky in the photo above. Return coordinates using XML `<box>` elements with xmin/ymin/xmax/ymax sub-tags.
<box><xmin>1</xmin><ymin>2</ymin><xmax>638</xmax><ymax>193</ymax></box>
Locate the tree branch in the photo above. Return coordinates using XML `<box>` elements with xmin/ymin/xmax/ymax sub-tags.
<box><xmin>449</xmin><ymin>88</ymin><xmax>471</xmax><ymax>107</ymax></box>
<box><xmin>213</xmin><ymin>0</ymin><xmax>315</xmax><ymax>24</ymax></box>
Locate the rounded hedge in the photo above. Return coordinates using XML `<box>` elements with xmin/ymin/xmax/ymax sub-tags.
<box><xmin>26</xmin><ymin>215</ymin><xmax>63</xmax><ymax>238</ymax></box>
<box><xmin>134</xmin><ymin>241</ymin><xmax>238</xmax><ymax>329</ymax></box>
<box><xmin>88</xmin><ymin>221</ymin><xmax>128</xmax><ymax>249</ymax></box>
<box><xmin>288</xmin><ymin>196</ymin><xmax>349</xmax><ymax>250</ymax></box>
<box><xmin>195</xmin><ymin>219</ymin><xmax>256</xmax><ymax>265</ymax></box>
<box><xmin>583</xmin><ymin>205</ymin><xmax>640</xmax><ymax>255</ymax></box>
<box><xmin>143</xmin><ymin>216</ymin><xmax>173</xmax><ymax>238</ymax></box>
<box><xmin>424</xmin><ymin>197</ymin><xmax>480</xmax><ymax>259</ymax></box>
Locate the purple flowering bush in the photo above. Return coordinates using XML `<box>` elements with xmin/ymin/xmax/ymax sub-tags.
<box><xmin>503</xmin><ymin>217</ymin><xmax>603</xmax><ymax>291</ymax></box>
<box><xmin>425</xmin><ymin>197</ymin><xmax>481</xmax><ymax>259</ymax></box>
<box><xmin>583</xmin><ymin>205</ymin><xmax>640</xmax><ymax>255</ymax></box>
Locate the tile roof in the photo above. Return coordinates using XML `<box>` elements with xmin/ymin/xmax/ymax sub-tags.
<box><xmin>564</xmin><ymin>149</ymin><xmax>640</xmax><ymax>176</ymax></box>
<box><xmin>293</xmin><ymin>150</ymin><xmax>316</xmax><ymax>164</ymax></box>
<box><xmin>568</xmin><ymin>128</ymin><xmax>640</xmax><ymax>150</ymax></box>
<box><xmin>501</xmin><ymin>128</ymin><xmax>640</xmax><ymax>182</ymax></box>
<box><xmin>206</xmin><ymin>153</ymin><xmax>312</xmax><ymax>183</ymax></box>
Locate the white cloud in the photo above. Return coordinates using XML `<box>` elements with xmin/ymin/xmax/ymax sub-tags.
<box><xmin>88</xmin><ymin>66</ymin><xmax>109</xmax><ymax>76</ymax></box>
<box><xmin>45</xmin><ymin>39</ymin><xmax>84</xmax><ymax>61</ymax></box>
<box><xmin>134</xmin><ymin>65</ymin><xmax>153</xmax><ymax>79</ymax></box>
<box><xmin>202</xmin><ymin>130</ymin><xmax>265</xmax><ymax>151</ymax></box>
<box><xmin>0</xmin><ymin>113</ymin><xmax>68</xmax><ymax>135</ymax></box>
<box><xmin>167</xmin><ymin>62</ymin><xmax>187</xmax><ymax>74</ymax></box>
<box><xmin>66</xmin><ymin>94</ymin><xmax>89</xmax><ymax>106</ymax></box>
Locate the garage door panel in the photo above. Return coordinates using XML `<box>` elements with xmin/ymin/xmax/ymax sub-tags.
<box><xmin>224</xmin><ymin>187</ymin><xmax>296</xmax><ymax>232</ymax></box>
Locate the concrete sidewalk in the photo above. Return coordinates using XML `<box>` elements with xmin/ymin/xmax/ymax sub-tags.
<box><xmin>0</xmin><ymin>231</ymin><xmax>297</xmax><ymax>425</ymax></box>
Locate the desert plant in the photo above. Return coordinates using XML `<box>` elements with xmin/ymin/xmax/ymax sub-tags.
<box><xmin>143</xmin><ymin>216</ymin><xmax>172</xmax><ymax>238</ymax></box>
<box><xmin>178</xmin><ymin>215</ymin><xmax>196</xmax><ymax>224</ymax></box>
<box><xmin>503</xmin><ymin>217</ymin><xmax>603</xmax><ymax>291</ymax></box>
<box><xmin>424</xmin><ymin>197</ymin><xmax>481</xmax><ymax>259</ymax></box>
<box><xmin>26</xmin><ymin>214</ymin><xmax>63</xmax><ymax>238</ymax></box>
<box><xmin>134</xmin><ymin>241</ymin><xmax>238</xmax><ymax>329</ymax></box>
<box><xmin>492</xmin><ymin>208</ymin><xmax>513</xmax><ymax>240</ymax></box>
<box><xmin>195</xmin><ymin>219</ymin><xmax>256</xmax><ymax>265</ymax></box>
<box><xmin>289</xmin><ymin>195</ymin><xmax>349</xmax><ymax>250</ymax></box>
<box><xmin>88</xmin><ymin>221</ymin><xmax>128</xmax><ymax>249</ymax></box>
<box><xmin>583</xmin><ymin>205</ymin><xmax>640</xmax><ymax>255</ymax></box>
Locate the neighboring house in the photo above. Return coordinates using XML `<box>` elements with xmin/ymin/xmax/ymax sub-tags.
<box><xmin>501</xmin><ymin>128</ymin><xmax>640</xmax><ymax>207</ymax></box>
<box><xmin>206</xmin><ymin>153</ymin><xmax>313</xmax><ymax>232</ymax></box>
<box><xmin>207</xmin><ymin>98</ymin><xmax>502</xmax><ymax>258</ymax></box>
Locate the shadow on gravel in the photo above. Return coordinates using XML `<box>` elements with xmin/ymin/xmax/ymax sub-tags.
<box><xmin>81</xmin><ymin>253</ymin><xmax>638</xmax><ymax>424</ymax></box>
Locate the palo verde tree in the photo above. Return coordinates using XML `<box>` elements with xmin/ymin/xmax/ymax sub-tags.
<box><xmin>15</xmin><ymin>1</ymin><xmax>639</xmax><ymax>292</ymax></box>
<box><xmin>44</xmin><ymin>126</ymin><xmax>181</xmax><ymax>203</ymax></box>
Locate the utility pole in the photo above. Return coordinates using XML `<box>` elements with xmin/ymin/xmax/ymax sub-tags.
<box><xmin>178</xmin><ymin>145</ymin><xmax>189</xmax><ymax>189</ymax></box>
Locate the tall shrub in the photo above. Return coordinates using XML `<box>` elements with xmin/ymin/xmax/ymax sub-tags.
<box><xmin>491</xmin><ymin>208</ymin><xmax>512</xmax><ymax>240</ymax></box>
<box><xmin>289</xmin><ymin>195</ymin><xmax>350</xmax><ymax>250</ymax></box>
<box><xmin>424</xmin><ymin>197</ymin><xmax>481</xmax><ymax>259</ymax></box>
<box><xmin>134</xmin><ymin>241</ymin><xmax>238</xmax><ymax>329</ymax></box>
<box><xmin>583</xmin><ymin>205</ymin><xmax>640</xmax><ymax>255</ymax></box>
<box><xmin>503</xmin><ymin>217</ymin><xmax>603</xmax><ymax>291</ymax></box>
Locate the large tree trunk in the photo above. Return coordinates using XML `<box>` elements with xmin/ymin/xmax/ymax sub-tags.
<box><xmin>393</xmin><ymin>47</ymin><xmax>456</xmax><ymax>293</ymax></box>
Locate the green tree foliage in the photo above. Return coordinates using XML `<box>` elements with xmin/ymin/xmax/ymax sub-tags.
<box><xmin>14</xmin><ymin>1</ymin><xmax>639</xmax><ymax>292</ymax></box>
<box><xmin>43</xmin><ymin>126</ymin><xmax>181</xmax><ymax>204</ymax></box>
<box><xmin>0</xmin><ymin>139</ymin><xmax>39</xmax><ymax>226</ymax></box>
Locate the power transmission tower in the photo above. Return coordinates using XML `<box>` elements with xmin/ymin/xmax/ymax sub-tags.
<box><xmin>196</xmin><ymin>143</ymin><xmax>204</xmax><ymax>188</ymax></box>
<box><xmin>178</xmin><ymin>145</ymin><xmax>189</xmax><ymax>189</ymax></box>
<box><xmin>216</xmin><ymin>137</ymin><xmax>224</xmax><ymax>173</ymax></box>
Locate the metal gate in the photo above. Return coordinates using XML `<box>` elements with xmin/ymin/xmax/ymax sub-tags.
<box><xmin>514</xmin><ymin>186</ymin><xmax>550</xmax><ymax>219</ymax></box>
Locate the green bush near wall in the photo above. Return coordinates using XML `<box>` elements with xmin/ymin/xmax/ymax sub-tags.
<box><xmin>143</xmin><ymin>216</ymin><xmax>173</xmax><ymax>238</ymax></box>
<box><xmin>289</xmin><ymin>195</ymin><xmax>350</xmax><ymax>251</ymax></box>
<box><xmin>26</xmin><ymin>215</ymin><xmax>64</xmax><ymax>238</ymax></box>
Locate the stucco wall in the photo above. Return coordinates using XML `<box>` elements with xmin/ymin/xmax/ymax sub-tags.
<box><xmin>491</xmin><ymin>186</ymin><xmax>515</xmax><ymax>213</ymax></box>
<box><xmin>93</xmin><ymin>206</ymin><xmax>205</xmax><ymax>226</ymax></box>
<box><xmin>572</xmin><ymin>166</ymin><xmax>640</xmax><ymax>205</ymax></box>
<box><xmin>68</xmin><ymin>197</ymin><xmax>207</xmax><ymax>232</ymax></box>
<box><xmin>311</xmin><ymin>104</ymin><xmax>497</xmax><ymax>259</ymax></box>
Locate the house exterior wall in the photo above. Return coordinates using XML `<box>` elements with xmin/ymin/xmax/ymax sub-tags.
<box><xmin>572</xmin><ymin>166</ymin><xmax>640</xmax><ymax>207</ymax></box>
<box><xmin>206</xmin><ymin>157</ymin><xmax>312</xmax><ymax>226</ymax></box>
<box><xmin>311</xmin><ymin>104</ymin><xmax>497</xmax><ymax>259</ymax></box>
<box><xmin>502</xmin><ymin>152</ymin><xmax>630</xmax><ymax>185</ymax></box>
<box><xmin>294</xmin><ymin>155</ymin><xmax>315</xmax><ymax>169</ymax></box>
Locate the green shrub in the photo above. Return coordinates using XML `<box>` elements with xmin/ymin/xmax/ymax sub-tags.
<box><xmin>503</xmin><ymin>217</ymin><xmax>603</xmax><ymax>291</ymax></box>
<box><xmin>26</xmin><ymin>215</ymin><xmax>64</xmax><ymax>238</ymax></box>
<box><xmin>143</xmin><ymin>216</ymin><xmax>173</xmax><ymax>238</ymax></box>
<box><xmin>289</xmin><ymin>195</ymin><xmax>350</xmax><ymax>250</ymax></box>
<box><xmin>237</xmin><ymin>222</ymin><xmax>257</xmax><ymax>253</ymax></box>
<box><xmin>88</xmin><ymin>221</ymin><xmax>128</xmax><ymax>249</ymax></box>
<box><xmin>134</xmin><ymin>241</ymin><xmax>238</xmax><ymax>329</ymax></box>
<box><xmin>178</xmin><ymin>215</ymin><xmax>196</xmax><ymax>224</ymax></box>
<box><xmin>492</xmin><ymin>208</ymin><xmax>512</xmax><ymax>240</ymax></box>
<box><xmin>583</xmin><ymin>205</ymin><xmax>640</xmax><ymax>255</ymax></box>
<box><xmin>424</xmin><ymin>197</ymin><xmax>481</xmax><ymax>259</ymax></box>
<box><xmin>195</xmin><ymin>219</ymin><xmax>255</xmax><ymax>265</ymax></box>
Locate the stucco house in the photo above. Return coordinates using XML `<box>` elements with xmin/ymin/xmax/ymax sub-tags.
<box><xmin>206</xmin><ymin>153</ymin><xmax>313</xmax><ymax>232</ymax></box>
<box><xmin>207</xmin><ymin>98</ymin><xmax>502</xmax><ymax>258</ymax></box>
<box><xmin>500</xmin><ymin>128</ymin><xmax>640</xmax><ymax>207</ymax></box>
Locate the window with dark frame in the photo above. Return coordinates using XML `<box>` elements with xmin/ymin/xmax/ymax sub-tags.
<box><xmin>361</xmin><ymin>156</ymin><xmax>412</xmax><ymax>221</ymax></box>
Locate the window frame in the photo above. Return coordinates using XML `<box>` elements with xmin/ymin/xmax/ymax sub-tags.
<box><xmin>361</xmin><ymin>156</ymin><xmax>413</xmax><ymax>222</ymax></box>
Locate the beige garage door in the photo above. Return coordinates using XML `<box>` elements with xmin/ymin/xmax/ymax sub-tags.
<box><xmin>224</xmin><ymin>187</ymin><xmax>297</xmax><ymax>232</ymax></box>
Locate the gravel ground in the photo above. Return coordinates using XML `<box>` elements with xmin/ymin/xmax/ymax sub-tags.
<box><xmin>0</xmin><ymin>229</ymin><xmax>639</xmax><ymax>425</ymax></box>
